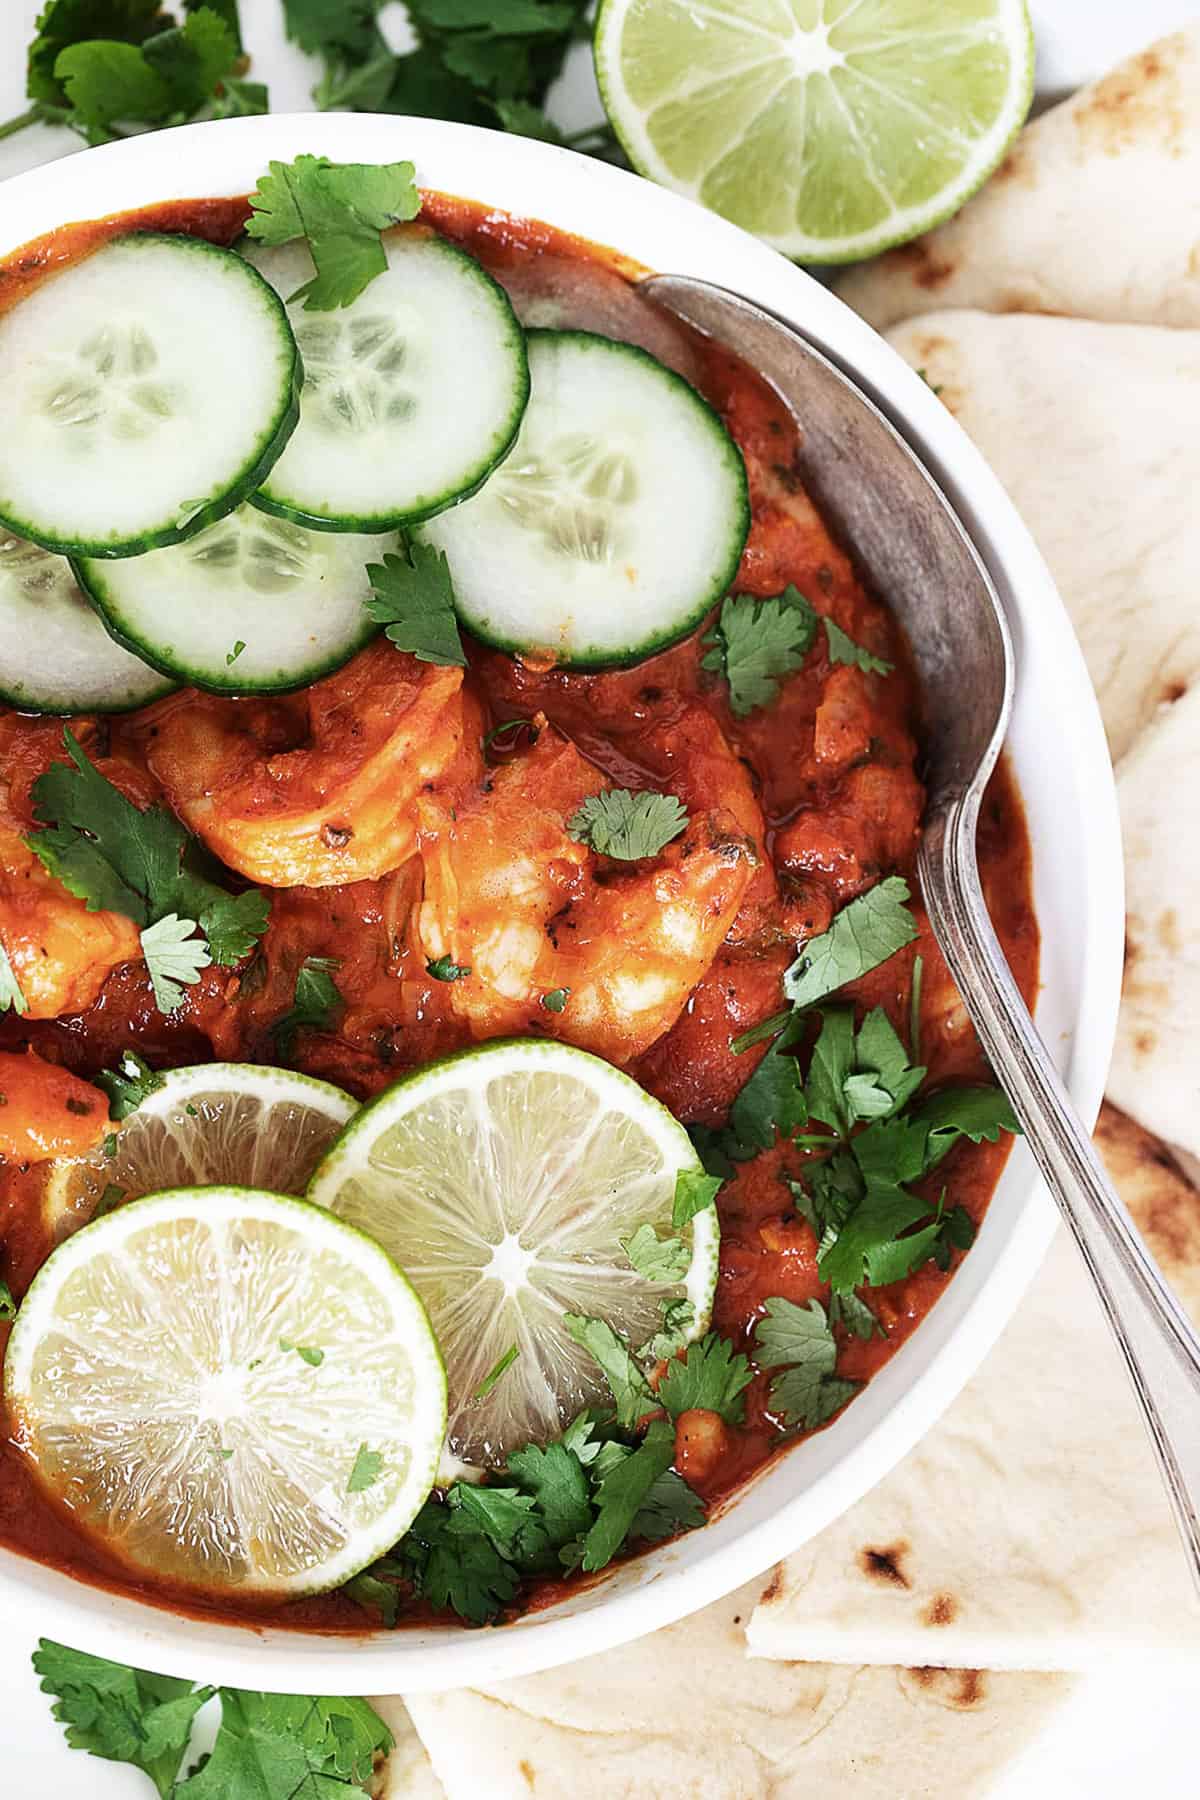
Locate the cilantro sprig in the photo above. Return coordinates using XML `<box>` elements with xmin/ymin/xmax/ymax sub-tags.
<box><xmin>28</xmin><ymin>731</ymin><xmax>268</xmax><ymax>1016</ymax></box>
<box><xmin>568</xmin><ymin>790</ymin><xmax>689</xmax><ymax>860</ymax></box>
<box><xmin>755</xmin><ymin>1296</ymin><xmax>860</xmax><ymax>1431</ymax></box>
<box><xmin>702</xmin><ymin>585</ymin><xmax>892</xmax><ymax>717</ymax></box>
<box><xmin>365</xmin><ymin>543</ymin><xmax>467</xmax><ymax>667</ymax></box>
<box><xmin>33</xmin><ymin>1638</ymin><xmax>392</xmax><ymax>1796</ymax></box>
<box><xmin>245</xmin><ymin>154</ymin><xmax>421</xmax><ymax>310</ymax></box>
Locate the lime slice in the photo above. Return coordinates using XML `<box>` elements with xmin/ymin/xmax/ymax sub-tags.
<box><xmin>593</xmin><ymin>0</ymin><xmax>1034</xmax><ymax>262</ymax></box>
<box><xmin>4</xmin><ymin>1187</ymin><xmax>446</xmax><ymax>1595</ymax></box>
<box><xmin>42</xmin><ymin>1063</ymin><xmax>356</xmax><ymax>1244</ymax></box>
<box><xmin>307</xmin><ymin>1039</ymin><xmax>718</xmax><ymax>1466</ymax></box>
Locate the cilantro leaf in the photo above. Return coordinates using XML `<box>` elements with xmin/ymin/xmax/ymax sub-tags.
<box><xmin>343</xmin><ymin>1566</ymin><xmax>400</xmax><ymax>1627</ymax></box>
<box><xmin>271</xmin><ymin>955</ymin><xmax>343</xmax><ymax>1057</ymax></box>
<box><xmin>347</xmin><ymin>1443</ymin><xmax>383</xmax><ymax>1493</ymax></box>
<box><xmin>400</xmin><ymin>1493</ymin><xmax>521</xmax><ymax>1623</ymax></box>
<box><xmin>364</xmin><ymin>543</ymin><xmax>466</xmax><ymax>666</ymax></box>
<box><xmin>803</xmin><ymin>1007</ymin><xmax>855</xmax><ymax>1137</ymax></box>
<box><xmin>54</xmin><ymin>39</ymin><xmax>169</xmax><ymax>135</ymax></box>
<box><xmin>672</xmin><ymin>1168</ymin><xmax>722</xmax><ymax>1231</ymax></box>
<box><xmin>245</xmin><ymin>154</ymin><xmax>421</xmax><ymax>310</ymax></box>
<box><xmin>568</xmin><ymin>789</ymin><xmax>689</xmax><ymax>860</ymax></box>
<box><xmin>822</xmin><ymin>616</ymin><xmax>893</xmax><ymax>677</ymax></box>
<box><xmin>828</xmin><ymin>1289</ymin><xmax>882</xmax><ymax>1341</ymax></box>
<box><xmin>725</xmin><ymin>1015</ymin><xmax>808</xmax><ymax>1155</ymax></box>
<box><xmin>620</xmin><ymin>1223</ymin><xmax>690</xmax><ymax>1283</ymax></box>
<box><xmin>32</xmin><ymin>1639</ymin><xmax>211</xmax><ymax>1799</ymax></box>
<box><xmin>279</xmin><ymin>1338</ymin><xmax>324</xmax><ymax>1368</ymax></box>
<box><xmin>701</xmin><ymin>587</ymin><xmax>817</xmax><ymax>716</ymax></box>
<box><xmin>142</xmin><ymin>7</ymin><xmax>240</xmax><ymax>114</ymax></box>
<box><xmin>755</xmin><ymin>1297</ymin><xmax>860</xmax><ymax>1432</ymax></box>
<box><xmin>426</xmin><ymin>954</ymin><xmax>471</xmax><ymax>982</ymax></box>
<box><xmin>508</xmin><ymin>1439</ymin><xmax>594</xmax><ymax>1549</ymax></box>
<box><xmin>139</xmin><ymin>913</ymin><xmax>211</xmax><ymax>1013</ymax></box>
<box><xmin>174</xmin><ymin>1688</ymin><xmax>393</xmax><ymax>1798</ymax></box>
<box><xmin>783</xmin><ymin>876</ymin><xmax>918</xmax><ymax>1009</ymax></box>
<box><xmin>562</xmin><ymin>1313</ymin><xmax>654</xmax><ymax>1429</ymax></box>
<box><xmin>641</xmin><ymin>1297</ymin><xmax>695</xmax><ymax>1361</ymax></box>
<box><xmin>0</xmin><ymin>942</ymin><xmax>27</xmax><ymax>1016</ymax></box>
<box><xmin>28</xmin><ymin>1</ymin><xmax>163</xmax><ymax>108</ymax></box>
<box><xmin>581</xmin><ymin>1417</ymin><xmax>680</xmax><ymax>1572</ymax></box>
<box><xmin>95</xmin><ymin>1051</ymin><xmax>164</xmax><ymax>1122</ymax></box>
<box><xmin>911</xmin><ymin>1085</ymin><xmax>1021</xmax><ymax>1164</ymax></box>
<box><xmin>454</xmin><ymin>1482</ymin><xmax>544</xmax><ymax>1564</ymax></box>
<box><xmin>540</xmin><ymin>985</ymin><xmax>570</xmax><ymax>1012</ymax></box>
<box><xmin>28</xmin><ymin>731</ymin><xmax>268</xmax><ymax>1008</ymax></box>
<box><xmin>658</xmin><ymin>1333</ymin><xmax>754</xmax><ymax>1424</ymax></box>
<box><xmin>631</xmin><ymin>1466</ymin><xmax>705</xmax><ymax>1543</ymax></box>
<box><xmin>0</xmin><ymin>1280</ymin><xmax>15</xmax><ymax>1320</ymax></box>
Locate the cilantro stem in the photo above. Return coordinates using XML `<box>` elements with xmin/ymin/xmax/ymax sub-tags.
<box><xmin>0</xmin><ymin>108</ymin><xmax>39</xmax><ymax>141</ymax></box>
<box><xmin>910</xmin><ymin>954</ymin><xmax>924</xmax><ymax>1065</ymax></box>
<box><xmin>730</xmin><ymin>1008</ymin><xmax>793</xmax><ymax>1055</ymax></box>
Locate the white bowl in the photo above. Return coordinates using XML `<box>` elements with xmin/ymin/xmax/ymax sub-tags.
<box><xmin>0</xmin><ymin>112</ymin><xmax>1123</xmax><ymax>1695</ymax></box>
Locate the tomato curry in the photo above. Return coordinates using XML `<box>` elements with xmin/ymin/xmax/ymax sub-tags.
<box><xmin>0</xmin><ymin>193</ymin><xmax>1037</xmax><ymax>1632</ymax></box>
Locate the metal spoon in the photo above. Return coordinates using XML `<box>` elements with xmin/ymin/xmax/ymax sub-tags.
<box><xmin>641</xmin><ymin>272</ymin><xmax>1200</xmax><ymax>1587</ymax></box>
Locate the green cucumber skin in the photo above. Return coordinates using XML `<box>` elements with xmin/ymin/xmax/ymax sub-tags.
<box><xmin>250</xmin><ymin>239</ymin><xmax>531</xmax><ymax>535</ymax></box>
<box><xmin>71</xmin><ymin>557</ymin><xmax>380</xmax><ymax>698</ymax></box>
<box><xmin>0</xmin><ymin>670</ymin><xmax>176</xmax><ymax>715</ymax></box>
<box><xmin>422</xmin><ymin>328</ymin><xmax>752</xmax><ymax>671</ymax></box>
<box><xmin>0</xmin><ymin>236</ymin><xmax>303</xmax><ymax>561</ymax></box>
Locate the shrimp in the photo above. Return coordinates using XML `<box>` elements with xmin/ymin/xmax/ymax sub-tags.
<box><xmin>417</xmin><ymin>723</ymin><xmax>757</xmax><ymax>1063</ymax></box>
<box><xmin>143</xmin><ymin>641</ymin><xmax>484</xmax><ymax>888</ymax></box>
<box><xmin>0</xmin><ymin>1050</ymin><xmax>108</xmax><ymax>1162</ymax></box>
<box><xmin>0</xmin><ymin>716</ymin><xmax>141</xmax><ymax>1019</ymax></box>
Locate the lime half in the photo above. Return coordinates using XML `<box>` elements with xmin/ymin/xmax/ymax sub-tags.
<box><xmin>42</xmin><ymin>1062</ymin><xmax>356</xmax><ymax>1243</ymax></box>
<box><xmin>307</xmin><ymin>1040</ymin><xmax>718</xmax><ymax>1466</ymax></box>
<box><xmin>594</xmin><ymin>0</ymin><xmax>1034</xmax><ymax>262</ymax></box>
<box><xmin>5</xmin><ymin>1187</ymin><xmax>445</xmax><ymax>1595</ymax></box>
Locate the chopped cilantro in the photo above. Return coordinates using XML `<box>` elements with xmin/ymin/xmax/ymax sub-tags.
<box><xmin>909</xmin><ymin>951</ymin><xmax>924</xmax><ymax>1062</ymax></box>
<box><xmin>95</xmin><ymin>1051</ymin><xmax>164</xmax><ymax>1123</ymax></box>
<box><xmin>631</xmin><ymin>1464</ymin><xmax>706</xmax><ymax>1543</ymax></box>
<box><xmin>347</xmin><ymin>1443</ymin><xmax>383</xmax><ymax>1493</ymax></box>
<box><xmin>540</xmin><ymin>985</ymin><xmax>570</xmax><ymax>1012</ymax></box>
<box><xmin>562</xmin><ymin>1314</ymin><xmax>654</xmax><ymax>1429</ymax></box>
<box><xmin>139</xmin><ymin>913</ymin><xmax>211</xmax><ymax>1013</ymax></box>
<box><xmin>95</xmin><ymin>1184</ymin><xmax>126</xmax><ymax>1217</ymax></box>
<box><xmin>755</xmin><ymin>1296</ymin><xmax>860</xmax><ymax>1431</ymax></box>
<box><xmin>641</xmin><ymin>1297</ymin><xmax>696</xmax><ymax>1361</ymax></box>
<box><xmin>783</xmin><ymin>876</ymin><xmax>918</xmax><ymax>1009</ymax></box>
<box><xmin>568</xmin><ymin>789</ymin><xmax>689</xmax><ymax>860</ymax></box>
<box><xmin>0</xmin><ymin>942</ymin><xmax>27</xmax><ymax>1016</ymax></box>
<box><xmin>701</xmin><ymin>586</ymin><xmax>817</xmax><ymax>716</ymax></box>
<box><xmin>399</xmin><ymin>1492</ymin><xmax>523</xmax><ymax>1624</ymax></box>
<box><xmin>672</xmin><ymin>1168</ymin><xmax>722</xmax><ymax>1231</ymax></box>
<box><xmin>725</xmin><ymin>1015</ymin><xmax>809</xmax><ymax>1154</ymax></box>
<box><xmin>0</xmin><ymin>1280</ymin><xmax>15</xmax><ymax>1321</ymax></box>
<box><xmin>245</xmin><ymin>154</ymin><xmax>421</xmax><ymax>311</ymax></box>
<box><xmin>102</xmin><ymin>1133</ymin><xmax>118</xmax><ymax>1158</ymax></box>
<box><xmin>620</xmin><ymin>1223</ymin><xmax>690</xmax><ymax>1283</ymax></box>
<box><xmin>365</xmin><ymin>543</ymin><xmax>467</xmax><ymax>667</ymax></box>
<box><xmin>426</xmin><ymin>954</ymin><xmax>471</xmax><ymax>982</ymax></box>
<box><xmin>912</xmin><ymin>1085</ymin><xmax>1021</xmax><ymax>1162</ymax></box>
<box><xmin>508</xmin><ymin>1438</ymin><xmax>594</xmax><ymax>1549</ymax></box>
<box><xmin>225</xmin><ymin>639</ymin><xmax>246</xmax><ymax>667</ymax></box>
<box><xmin>658</xmin><ymin>1334</ymin><xmax>754</xmax><ymax>1425</ymax></box>
<box><xmin>580</xmin><ymin>1417</ymin><xmax>679</xmax><ymax>1572</ymax></box>
<box><xmin>28</xmin><ymin>729</ymin><xmax>268</xmax><ymax>1012</ymax></box>
<box><xmin>828</xmin><ymin>1289</ymin><xmax>883</xmax><ymax>1341</ymax></box>
<box><xmin>271</xmin><ymin>955</ymin><xmax>343</xmax><ymax>1057</ymax></box>
<box><xmin>822</xmin><ymin>616</ymin><xmax>893</xmax><ymax>677</ymax></box>
<box><xmin>472</xmin><ymin>1342</ymin><xmax>520</xmax><ymax>1400</ymax></box>
<box><xmin>279</xmin><ymin>1338</ymin><xmax>324</xmax><ymax>1368</ymax></box>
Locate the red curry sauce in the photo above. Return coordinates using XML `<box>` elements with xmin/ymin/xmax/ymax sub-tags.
<box><xmin>0</xmin><ymin>193</ymin><xmax>1037</xmax><ymax>1632</ymax></box>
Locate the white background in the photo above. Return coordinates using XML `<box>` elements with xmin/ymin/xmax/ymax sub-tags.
<box><xmin>2</xmin><ymin>1</ymin><xmax>1199</xmax><ymax>1794</ymax></box>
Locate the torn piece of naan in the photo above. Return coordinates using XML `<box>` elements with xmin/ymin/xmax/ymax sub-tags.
<box><xmin>370</xmin><ymin>1698</ymin><xmax>446</xmax><ymax>1799</ymax></box>
<box><xmin>839</xmin><ymin>27</ymin><xmax>1200</xmax><ymax>331</ymax></box>
<box><xmin>747</xmin><ymin>1106</ymin><xmax>1200</xmax><ymax>1672</ymax></box>
<box><xmin>399</xmin><ymin>1579</ymin><xmax>1071</xmax><ymax>1800</ymax></box>
<box><xmin>884</xmin><ymin>309</ymin><xmax>1200</xmax><ymax>761</ymax></box>
<box><xmin>1107</xmin><ymin>685</ymin><xmax>1200</xmax><ymax>1158</ymax></box>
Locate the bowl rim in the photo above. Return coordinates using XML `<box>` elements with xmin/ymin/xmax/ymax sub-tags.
<box><xmin>0</xmin><ymin>110</ymin><xmax>1125</xmax><ymax>1696</ymax></box>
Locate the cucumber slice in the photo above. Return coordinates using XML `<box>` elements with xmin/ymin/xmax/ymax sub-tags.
<box><xmin>243</xmin><ymin>229</ymin><xmax>529</xmax><ymax>532</ymax></box>
<box><xmin>75</xmin><ymin>506</ymin><xmax>393</xmax><ymax>695</ymax></box>
<box><xmin>0</xmin><ymin>234</ymin><xmax>300</xmax><ymax>559</ymax></box>
<box><xmin>0</xmin><ymin>532</ymin><xmax>173</xmax><ymax>714</ymax></box>
<box><xmin>417</xmin><ymin>330</ymin><xmax>750</xmax><ymax>668</ymax></box>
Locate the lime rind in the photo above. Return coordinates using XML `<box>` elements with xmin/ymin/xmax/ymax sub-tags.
<box><xmin>5</xmin><ymin>1185</ymin><xmax>446</xmax><ymax>1598</ymax></box>
<box><xmin>307</xmin><ymin>1038</ymin><xmax>718</xmax><ymax>1466</ymax></box>
<box><xmin>593</xmin><ymin>0</ymin><xmax>1035</xmax><ymax>263</ymax></box>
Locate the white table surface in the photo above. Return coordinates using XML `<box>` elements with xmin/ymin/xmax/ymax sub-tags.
<box><xmin>2</xmin><ymin>1</ymin><xmax>1199</xmax><ymax>1793</ymax></box>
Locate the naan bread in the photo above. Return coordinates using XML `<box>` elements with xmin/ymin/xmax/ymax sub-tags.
<box><xmin>747</xmin><ymin>1106</ymin><xmax>1200</xmax><ymax>1671</ymax></box>
<box><xmin>1107</xmin><ymin>687</ymin><xmax>1200</xmax><ymax>1158</ymax></box>
<box><xmin>884</xmin><ymin>309</ymin><xmax>1200</xmax><ymax>760</ymax></box>
<box><xmin>370</xmin><ymin>1699</ymin><xmax>446</xmax><ymax>1799</ymax></box>
<box><xmin>839</xmin><ymin>28</ymin><xmax>1200</xmax><ymax>331</ymax></box>
<box><xmin>401</xmin><ymin>1580</ymin><xmax>1071</xmax><ymax>1799</ymax></box>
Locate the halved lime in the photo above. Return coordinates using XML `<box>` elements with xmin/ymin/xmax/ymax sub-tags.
<box><xmin>593</xmin><ymin>0</ymin><xmax>1034</xmax><ymax>262</ymax></box>
<box><xmin>42</xmin><ymin>1063</ymin><xmax>357</xmax><ymax>1243</ymax></box>
<box><xmin>307</xmin><ymin>1039</ymin><xmax>718</xmax><ymax>1466</ymax></box>
<box><xmin>4</xmin><ymin>1187</ymin><xmax>446</xmax><ymax>1595</ymax></box>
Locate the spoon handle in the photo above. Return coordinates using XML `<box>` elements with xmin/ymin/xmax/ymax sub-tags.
<box><xmin>922</xmin><ymin>797</ymin><xmax>1200</xmax><ymax>1591</ymax></box>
